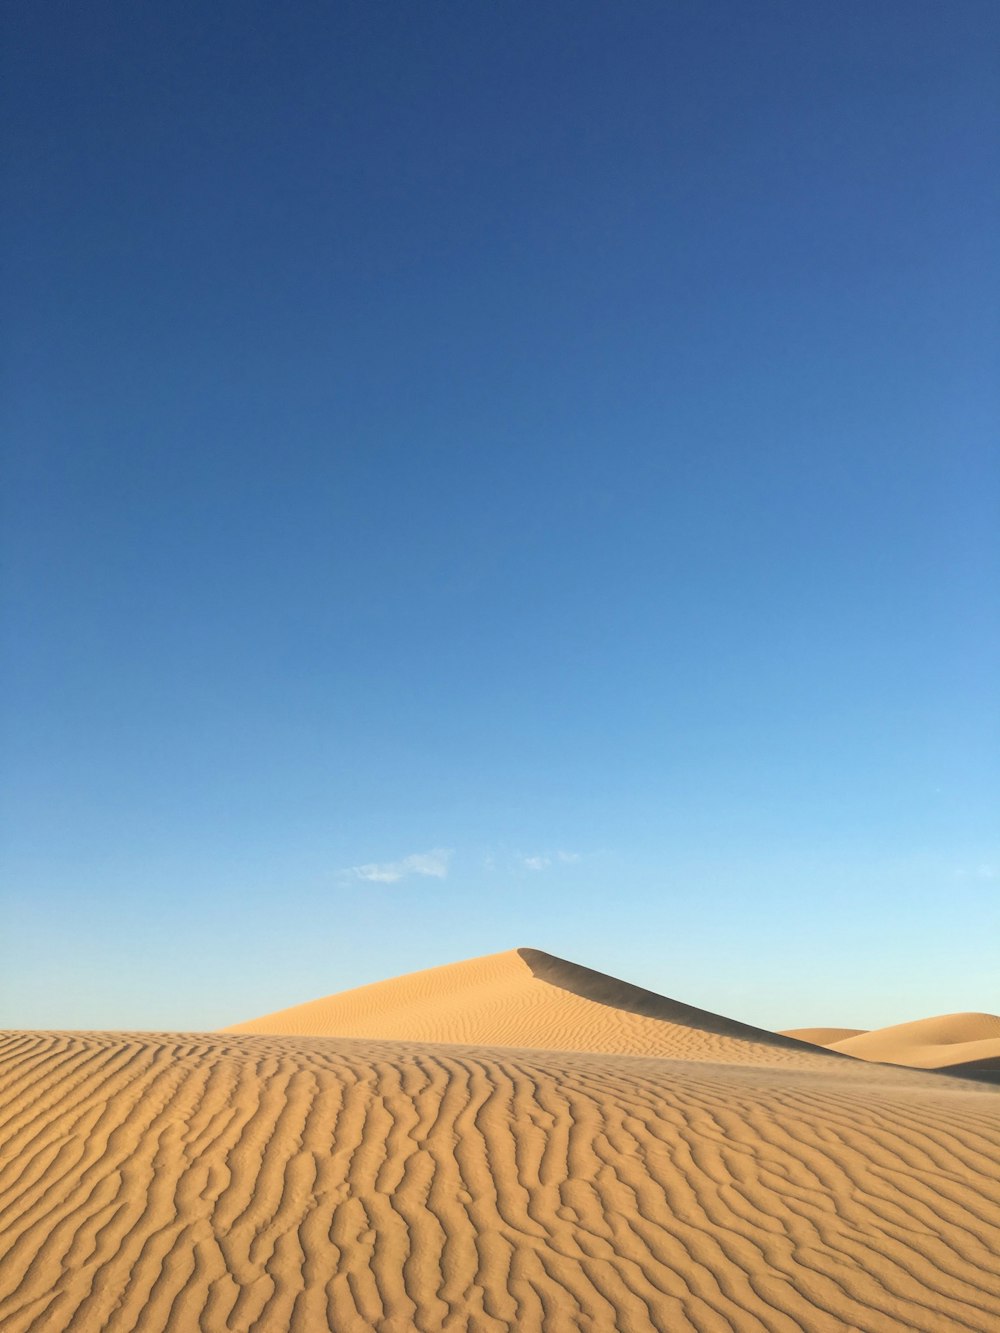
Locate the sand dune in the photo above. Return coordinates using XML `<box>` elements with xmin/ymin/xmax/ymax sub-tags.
<box><xmin>226</xmin><ymin>947</ymin><xmax>831</xmax><ymax>1065</ymax></box>
<box><xmin>831</xmin><ymin>1013</ymin><xmax>1000</xmax><ymax>1076</ymax></box>
<box><xmin>785</xmin><ymin>1012</ymin><xmax>1000</xmax><ymax>1076</ymax></box>
<box><xmin>2</xmin><ymin>951</ymin><xmax>999</xmax><ymax>1331</ymax></box>
<box><xmin>780</xmin><ymin>1026</ymin><xmax>867</xmax><ymax>1046</ymax></box>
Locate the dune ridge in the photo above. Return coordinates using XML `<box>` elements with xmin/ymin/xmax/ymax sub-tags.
<box><xmin>226</xmin><ymin>947</ymin><xmax>831</xmax><ymax>1066</ymax></box>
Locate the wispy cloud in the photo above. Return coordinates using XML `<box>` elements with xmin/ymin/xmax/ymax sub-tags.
<box><xmin>344</xmin><ymin>848</ymin><xmax>453</xmax><ymax>884</ymax></box>
<box><xmin>521</xmin><ymin>850</ymin><xmax>580</xmax><ymax>871</ymax></box>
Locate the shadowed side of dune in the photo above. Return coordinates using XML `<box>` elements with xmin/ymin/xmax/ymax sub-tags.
<box><xmin>937</xmin><ymin>1057</ymin><xmax>1000</xmax><ymax>1085</ymax></box>
<box><xmin>516</xmin><ymin>949</ymin><xmax>838</xmax><ymax>1057</ymax></box>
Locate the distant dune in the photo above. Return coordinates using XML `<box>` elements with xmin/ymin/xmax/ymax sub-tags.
<box><xmin>2</xmin><ymin>950</ymin><xmax>999</xmax><ymax>1331</ymax></box>
<box><xmin>226</xmin><ymin>947</ymin><xmax>831</xmax><ymax>1065</ymax></box>
<box><xmin>780</xmin><ymin>1025</ymin><xmax>867</xmax><ymax>1045</ymax></box>
<box><xmin>784</xmin><ymin>1011</ymin><xmax>1000</xmax><ymax>1078</ymax></box>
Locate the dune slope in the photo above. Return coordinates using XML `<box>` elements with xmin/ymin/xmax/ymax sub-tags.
<box><xmin>1</xmin><ymin>1029</ymin><xmax>999</xmax><ymax>1332</ymax></box>
<box><xmin>781</xmin><ymin>1014</ymin><xmax>1000</xmax><ymax>1080</ymax></box>
<box><xmin>780</xmin><ymin>1026</ymin><xmax>867</xmax><ymax>1046</ymax></box>
<box><xmin>829</xmin><ymin>1012</ymin><xmax>1000</xmax><ymax>1074</ymax></box>
<box><xmin>832</xmin><ymin>1013</ymin><xmax>1000</xmax><ymax>1087</ymax></box>
<box><xmin>226</xmin><ymin>947</ymin><xmax>830</xmax><ymax>1066</ymax></box>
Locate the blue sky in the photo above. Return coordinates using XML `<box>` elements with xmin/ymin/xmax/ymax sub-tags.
<box><xmin>3</xmin><ymin>1</ymin><xmax>997</xmax><ymax>1032</ymax></box>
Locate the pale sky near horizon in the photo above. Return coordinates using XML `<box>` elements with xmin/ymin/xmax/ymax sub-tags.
<box><xmin>3</xmin><ymin>2</ymin><xmax>998</xmax><ymax>1033</ymax></box>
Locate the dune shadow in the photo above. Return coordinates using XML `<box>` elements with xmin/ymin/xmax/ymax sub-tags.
<box><xmin>936</xmin><ymin>1057</ymin><xmax>1000</xmax><ymax>1086</ymax></box>
<box><xmin>516</xmin><ymin>948</ymin><xmax>838</xmax><ymax>1056</ymax></box>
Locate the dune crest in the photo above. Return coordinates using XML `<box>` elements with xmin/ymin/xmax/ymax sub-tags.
<box><xmin>226</xmin><ymin>947</ymin><xmax>830</xmax><ymax>1065</ymax></box>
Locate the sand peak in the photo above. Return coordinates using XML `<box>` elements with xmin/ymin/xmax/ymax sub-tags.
<box><xmin>225</xmin><ymin>946</ymin><xmax>832</xmax><ymax>1065</ymax></box>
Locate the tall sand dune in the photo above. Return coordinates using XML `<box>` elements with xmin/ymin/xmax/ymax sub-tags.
<box><xmin>226</xmin><ymin>947</ymin><xmax>830</xmax><ymax>1065</ymax></box>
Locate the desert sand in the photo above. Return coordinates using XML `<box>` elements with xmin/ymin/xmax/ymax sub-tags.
<box><xmin>2</xmin><ymin>948</ymin><xmax>998</xmax><ymax>1332</ymax></box>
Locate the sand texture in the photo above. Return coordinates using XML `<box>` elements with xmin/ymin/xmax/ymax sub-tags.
<box><xmin>2</xmin><ymin>952</ymin><xmax>999</xmax><ymax>1332</ymax></box>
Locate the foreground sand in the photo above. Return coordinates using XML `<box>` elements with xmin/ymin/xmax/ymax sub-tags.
<box><xmin>2</xmin><ymin>952</ymin><xmax>999</xmax><ymax>1331</ymax></box>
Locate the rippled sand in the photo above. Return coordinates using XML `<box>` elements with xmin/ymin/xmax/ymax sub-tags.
<box><xmin>2</xmin><ymin>952</ymin><xmax>998</xmax><ymax>1331</ymax></box>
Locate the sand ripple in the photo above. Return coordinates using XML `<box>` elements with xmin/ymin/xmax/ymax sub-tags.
<box><xmin>1</xmin><ymin>1030</ymin><xmax>998</xmax><ymax>1332</ymax></box>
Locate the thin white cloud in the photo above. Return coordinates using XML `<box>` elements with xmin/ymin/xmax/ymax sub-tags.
<box><xmin>345</xmin><ymin>848</ymin><xmax>452</xmax><ymax>884</ymax></box>
<box><xmin>521</xmin><ymin>850</ymin><xmax>581</xmax><ymax>871</ymax></box>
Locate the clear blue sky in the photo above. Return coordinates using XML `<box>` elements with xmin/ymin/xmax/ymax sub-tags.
<box><xmin>3</xmin><ymin>2</ymin><xmax>997</xmax><ymax>1032</ymax></box>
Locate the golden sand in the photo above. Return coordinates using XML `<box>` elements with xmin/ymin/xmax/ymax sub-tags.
<box><xmin>2</xmin><ymin>949</ymin><xmax>998</xmax><ymax>1331</ymax></box>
